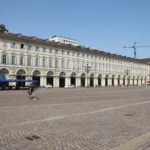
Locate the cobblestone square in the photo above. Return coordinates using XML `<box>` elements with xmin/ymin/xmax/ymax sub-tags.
<box><xmin>0</xmin><ymin>86</ymin><xmax>150</xmax><ymax>150</ymax></box>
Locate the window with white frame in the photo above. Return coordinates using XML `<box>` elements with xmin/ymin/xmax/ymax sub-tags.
<box><xmin>62</xmin><ymin>59</ymin><xmax>64</xmax><ymax>68</ymax></box>
<box><xmin>43</xmin><ymin>58</ymin><xmax>45</xmax><ymax>67</ymax></box>
<box><xmin>35</xmin><ymin>46</ymin><xmax>39</xmax><ymax>51</ymax></box>
<box><xmin>11</xmin><ymin>42</ymin><xmax>16</xmax><ymax>48</ymax></box>
<box><xmin>20</xmin><ymin>43</ymin><xmax>24</xmax><ymax>49</ymax></box>
<box><xmin>49</xmin><ymin>59</ymin><xmax>52</xmax><ymax>67</ymax></box>
<box><xmin>12</xmin><ymin>55</ymin><xmax>16</xmax><ymax>65</ymax></box>
<box><xmin>35</xmin><ymin>58</ymin><xmax>38</xmax><ymax>66</ymax></box>
<box><xmin>2</xmin><ymin>54</ymin><xmax>7</xmax><ymax>64</ymax></box>
<box><xmin>27</xmin><ymin>56</ymin><xmax>31</xmax><ymax>66</ymax></box>
<box><xmin>27</xmin><ymin>45</ymin><xmax>32</xmax><ymax>50</ymax></box>
<box><xmin>55</xmin><ymin>59</ymin><xmax>59</xmax><ymax>68</ymax></box>
<box><xmin>67</xmin><ymin>59</ymin><xmax>70</xmax><ymax>68</ymax></box>
<box><xmin>20</xmin><ymin>56</ymin><xmax>24</xmax><ymax>65</ymax></box>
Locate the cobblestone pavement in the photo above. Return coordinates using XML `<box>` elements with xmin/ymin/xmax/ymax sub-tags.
<box><xmin>0</xmin><ymin>86</ymin><xmax>150</xmax><ymax>150</ymax></box>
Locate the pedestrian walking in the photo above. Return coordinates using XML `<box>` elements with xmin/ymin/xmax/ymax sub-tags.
<box><xmin>27</xmin><ymin>86</ymin><xmax>32</xmax><ymax>99</ymax></box>
<box><xmin>28</xmin><ymin>84</ymin><xmax>39</xmax><ymax>100</ymax></box>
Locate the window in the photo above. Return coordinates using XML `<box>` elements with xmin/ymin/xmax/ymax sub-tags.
<box><xmin>43</xmin><ymin>47</ymin><xmax>45</xmax><ymax>52</ymax></box>
<box><xmin>35</xmin><ymin>46</ymin><xmax>39</xmax><ymax>51</ymax></box>
<box><xmin>11</xmin><ymin>42</ymin><xmax>16</xmax><ymax>48</ymax></box>
<box><xmin>20</xmin><ymin>44</ymin><xmax>24</xmax><ymax>49</ymax></box>
<box><xmin>49</xmin><ymin>59</ymin><xmax>52</xmax><ymax>67</ymax></box>
<box><xmin>2</xmin><ymin>54</ymin><xmax>7</xmax><ymax>64</ymax></box>
<box><xmin>49</xmin><ymin>48</ymin><xmax>52</xmax><ymax>53</ymax></box>
<box><xmin>20</xmin><ymin>56</ymin><xmax>24</xmax><ymax>65</ymax></box>
<box><xmin>62</xmin><ymin>59</ymin><xmax>64</xmax><ymax>68</ymax></box>
<box><xmin>27</xmin><ymin>45</ymin><xmax>32</xmax><ymax>50</ymax></box>
<box><xmin>27</xmin><ymin>56</ymin><xmax>31</xmax><ymax>66</ymax></box>
<box><xmin>55</xmin><ymin>59</ymin><xmax>58</xmax><ymax>68</ymax></box>
<box><xmin>35</xmin><ymin>58</ymin><xmax>38</xmax><ymax>66</ymax></box>
<box><xmin>3</xmin><ymin>41</ymin><xmax>7</xmax><ymax>47</ymax></box>
<box><xmin>12</xmin><ymin>55</ymin><xmax>15</xmax><ymax>65</ymax></box>
<box><xmin>43</xmin><ymin>58</ymin><xmax>45</xmax><ymax>67</ymax></box>
<box><xmin>67</xmin><ymin>60</ymin><xmax>70</xmax><ymax>68</ymax></box>
<box><xmin>55</xmin><ymin>49</ymin><xmax>58</xmax><ymax>54</ymax></box>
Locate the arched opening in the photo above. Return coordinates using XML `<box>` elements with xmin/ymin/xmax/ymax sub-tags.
<box><xmin>90</xmin><ymin>74</ymin><xmax>94</xmax><ymax>87</ymax></box>
<box><xmin>47</xmin><ymin>71</ymin><xmax>54</xmax><ymax>87</ymax></box>
<box><xmin>98</xmin><ymin>74</ymin><xmax>102</xmax><ymax>86</ymax></box>
<box><xmin>0</xmin><ymin>68</ymin><xmax>9</xmax><ymax>79</ymax></box>
<box><xmin>32</xmin><ymin>70</ymin><xmax>41</xmax><ymax>87</ymax></box>
<box><xmin>0</xmin><ymin>69</ymin><xmax>9</xmax><ymax>89</ymax></box>
<box><xmin>133</xmin><ymin>76</ymin><xmax>135</xmax><ymax>86</ymax></box>
<box><xmin>141</xmin><ymin>77</ymin><xmax>143</xmax><ymax>85</ymax></box>
<box><xmin>71</xmin><ymin>72</ymin><xmax>76</xmax><ymax>86</ymax></box>
<box><xmin>16</xmin><ymin>69</ymin><xmax>26</xmax><ymax>88</ymax></box>
<box><xmin>137</xmin><ymin>77</ymin><xmax>139</xmax><ymax>86</ymax></box>
<box><xmin>81</xmin><ymin>73</ymin><xmax>86</xmax><ymax>87</ymax></box>
<box><xmin>123</xmin><ymin>76</ymin><xmax>125</xmax><ymax>86</ymax></box>
<box><xmin>59</xmin><ymin>72</ymin><xmax>66</xmax><ymax>88</ymax></box>
<box><xmin>105</xmin><ymin>75</ymin><xmax>108</xmax><ymax>86</ymax></box>
<box><xmin>145</xmin><ymin>77</ymin><xmax>147</xmax><ymax>84</ymax></box>
<box><xmin>118</xmin><ymin>75</ymin><xmax>120</xmax><ymax>86</ymax></box>
<box><xmin>128</xmin><ymin>76</ymin><xmax>130</xmax><ymax>86</ymax></box>
<box><xmin>112</xmin><ymin>75</ymin><xmax>115</xmax><ymax>86</ymax></box>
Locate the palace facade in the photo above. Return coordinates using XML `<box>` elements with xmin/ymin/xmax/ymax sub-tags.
<box><xmin>0</xmin><ymin>25</ymin><xmax>149</xmax><ymax>88</ymax></box>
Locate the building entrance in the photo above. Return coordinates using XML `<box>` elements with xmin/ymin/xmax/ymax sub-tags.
<box><xmin>59</xmin><ymin>72</ymin><xmax>65</xmax><ymax>88</ymax></box>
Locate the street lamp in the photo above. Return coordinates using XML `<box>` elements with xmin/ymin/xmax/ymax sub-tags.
<box><xmin>85</xmin><ymin>63</ymin><xmax>90</xmax><ymax>88</ymax></box>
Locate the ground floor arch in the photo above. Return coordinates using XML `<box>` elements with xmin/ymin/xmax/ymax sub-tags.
<box><xmin>16</xmin><ymin>69</ymin><xmax>26</xmax><ymax>88</ymax></box>
<box><xmin>59</xmin><ymin>72</ymin><xmax>66</xmax><ymax>88</ymax></box>
<box><xmin>123</xmin><ymin>76</ymin><xmax>125</xmax><ymax>86</ymax></box>
<box><xmin>47</xmin><ymin>71</ymin><xmax>54</xmax><ymax>87</ymax></box>
<box><xmin>0</xmin><ymin>68</ymin><xmax>9</xmax><ymax>79</ymax></box>
<box><xmin>81</xmin><ymin>73</ymin><xmax>86</xmax><ymax>87</ymax></box>
<box><xmin>90</xmin><ymin>74</ymin><xmax>94</xmax><ymax>87</ymax></box>
<box><xmin>105</xmin><ymin>75</ymin><xmax>109</xmax><ymax>86</ymax></box>
<box><xmin>70</xmin><ymin>72</ymin><xmax>76</xmax><ymax>86</ymax></box>
<box><xmin>127</xmin><ymin>76</ymin><xmax>130</xmax><ymax>86</ymax></box>
<box><xmin>0</xmin><ymin>68</ymin><xmax>9</xmax><ymax>88</ymax></box>
<box><xmin>133</xmin><ymin>76</ymin><xmax>135</xmax><ymax>86</ymax></box>
<box><xmin>32</xmin><ymin>70</ymin><xmax>41</xmax><ymax>87</ymax></box>
<box><xmin>98</xmin><ymin>74</ymin><xmax>102</xmax><ymax>86</ymax></box>
<box><xmin>118</xmin><ymin>75</ymin><xmax>121</xmax><ymax>86</ymax></box>
<box><xmin>112</xmin><ymin>75</ymin><xmax>115</xmax><ymax>86</ymax></box>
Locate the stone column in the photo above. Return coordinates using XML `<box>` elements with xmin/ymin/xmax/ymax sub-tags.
<box><xmin>102</xmin><ymin>78</ymin><xmax>105</xmax><ymax>87</ymax></box>
<box><xmin>41</xmin><ymin>76</ymin><xmax>46</xmax><ymax>87</ymax></box>
<box><xmin>76</xmin><ymin>77</ymin><xmax>81</xmax><ymax>87</ymax></box>
<box><xmin>114</xmin><ymin>78</ymin><xmax>118</xmax><ymax>86</ymax></box>
<box><xmin>54</xmin><ymin>76</ymin><xmax>59</xmax><ymax>88</ymax></box>
<box><xmin>65</xmin><ymin>77</ymin><xmax>70</xmax><ymax>87</ymax></box>
<box><xmin>94</xmin><ymin>77</ymin><xmax>98</xmax><ymax>87</ymax></box>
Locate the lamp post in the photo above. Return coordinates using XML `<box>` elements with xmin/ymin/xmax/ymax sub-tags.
<box><xmin>85</xmin><ymin>63</ymin><xmax>90</xmax><ymax>88</ymax></box>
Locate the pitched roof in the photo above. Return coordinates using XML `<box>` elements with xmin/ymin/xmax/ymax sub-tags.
<box><xmin>0</xmin><ymin>32</ymin><xmax>148</xmax><ymax>65</ymax></box>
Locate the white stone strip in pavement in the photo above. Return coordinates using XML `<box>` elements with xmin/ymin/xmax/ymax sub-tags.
<box><xmin>20</xmin><ymin>99</ymin><xmax>150</xmax><ymax>126</ymax></box>
<box><xmin>112</xmin><ymin>131</ymin><xmax>150</xmax><ymax>150</ymax></box>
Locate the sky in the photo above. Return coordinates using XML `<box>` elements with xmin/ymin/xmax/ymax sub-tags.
<box><xmin>0</xmin><ymin>0</ymin><xmax>150</xmax><ymax>58</ymax></box>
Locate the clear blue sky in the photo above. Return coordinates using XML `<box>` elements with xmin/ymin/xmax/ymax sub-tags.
<box><xmin>1</xmin><ymin>0</ymin><xmax>150</xmax><ymax>58</ymax></box>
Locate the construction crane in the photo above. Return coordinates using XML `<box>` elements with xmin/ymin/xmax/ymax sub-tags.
<box><xmin>123</xmin><ymin>42</ymin><xmax>150</xmax><ymax>58</ymax></box>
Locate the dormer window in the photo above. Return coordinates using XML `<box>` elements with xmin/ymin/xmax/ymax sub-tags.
<box><xmin>20</xmin><ymin>44</ymin><xmax>24</xmax><ymax>49</ymax></box>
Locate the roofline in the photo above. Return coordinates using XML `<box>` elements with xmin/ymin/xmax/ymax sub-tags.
<box><xmin>0</xmin><ymin>32</ymin><xmax>149</xmax><ymax>65</ymax></box>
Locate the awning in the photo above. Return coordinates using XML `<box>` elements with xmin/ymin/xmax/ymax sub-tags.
<box><xmin>0</xmin><ymin>79</ymin><xmax>38</xmax><ymax>83</ymax></box>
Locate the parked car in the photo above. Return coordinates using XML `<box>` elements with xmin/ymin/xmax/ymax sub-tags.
<box><xmin>45</xmin><ymin>84</ymin><xmax>53</xmax><ymax>88</ymax></box>
<box><xmin>65</xmin><ymin>84</ymin><xmax>75</xmax><ymax>88</ymax></box>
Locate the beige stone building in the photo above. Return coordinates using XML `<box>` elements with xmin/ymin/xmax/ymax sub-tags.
<box><xmin>0</xmin><ymin>25</ymin><xmax>149</xmax><ymax>88</ymax></box>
